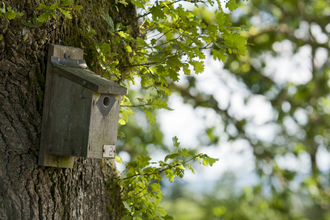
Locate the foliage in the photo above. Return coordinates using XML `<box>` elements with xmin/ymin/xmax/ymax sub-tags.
<box><xmin>94</xmin><ymin>0</ymin><xmax>247</xmax><ymax>218</ymax></box>
<box><xmin>20</xmin><ymin>0</ymin><xmax>82</xmax><ymax>27</ymax></box>
<box><xmin>113</xmin><ymin>137</ymin><xmax>218</xmax><ymax>219</ymax></box>
<box><xmin>3</xmin><ymin>0</ymin><xmax>247</xmax><ymax>218</ymax></box>
<box><xmin>92</xmin><ymin>0</ymin><xmax>248</xmax><ymax>216</ymax></box>
<box><xmin>0</xmin><ymin>2</ymin><xmax>23</xmax><ymax>20</ymax></box>
<box><xmin>156</xmin><ymin>0</ymin><xmax>330</xmax><ymax>219</ymax></box>
<box><xmin>94</xmin><ymin>0</ymin><xmax>248</xmax><ymax>127</ymax></box>
<box><xmin>0</xmin><ymin>2</ymin><xmax>23</xmax><ymax>40</ymax></box>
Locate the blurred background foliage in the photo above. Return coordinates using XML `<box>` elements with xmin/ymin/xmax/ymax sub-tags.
<box><xmin>118</xmin><ymin>0</ymin><xmax>330</xmax><ymax>219</ymax></box>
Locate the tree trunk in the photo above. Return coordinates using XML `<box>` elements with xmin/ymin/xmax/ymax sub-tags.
<box><xmin>0</xmin><ymin>0</ymin><xmax>129</xmax><ymax>219</ymax></box>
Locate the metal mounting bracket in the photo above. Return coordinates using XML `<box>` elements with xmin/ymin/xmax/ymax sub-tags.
<box><xmin>51</xmin><ymin>55</ymin><xmax>88</xmax><ymax>69</ymax></box>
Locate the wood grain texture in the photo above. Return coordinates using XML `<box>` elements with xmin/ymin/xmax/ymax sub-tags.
<box><xmin>53</xmin><ymin>66</ymin><xmax>127</xmax><ymax>95</ymax></box>
<box><xmin>39</xmin><ymin>44</ymin><xmax>85</xmax><ymax>167</ymax></box>
<box><xmin>88</xmin><ymin>93</ymin><xmax>121</xmax><ymax>158</ymax></box>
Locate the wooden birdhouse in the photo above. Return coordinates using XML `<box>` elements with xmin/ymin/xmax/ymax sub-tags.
<box><xmin>38</xmin><ymin>44</ymin><xmax>127</xmax><ymax>168</ymax></box>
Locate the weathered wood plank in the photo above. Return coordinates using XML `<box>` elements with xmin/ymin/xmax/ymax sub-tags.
<box><xmin>87</xmin><ymin>93</ymin><xmax>121</xmax><ymax>159</ymax></box>
<box><xmin>46</xmin><ymin>73</ymin><xmax>93</xmax><ymax>157</ymax></box>
<box><xmin>53</xmin><ymin>66</ymin><xmax>127</xmax><ymax>95</ymax></box>
<box><xmin>39</xmin><ymin>44</ymin><xmax>84</xmax><ymax>168</ymax></box>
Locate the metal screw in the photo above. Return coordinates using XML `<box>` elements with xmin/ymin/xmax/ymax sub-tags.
<box><xmin>83</xmin><ymin>81</ymin><xmax>86</xmax><ymax>85</ymax></box>
<box><xmin>79</xmin><ymin>94</ymin><xmax>83</xmax><ymax>99</ymax></box>
<box><xmin>64</xmin><ymin>53</ymin><xmax>69</xmax><ymax>59</ymax></box>
<box><xmin>57</xmin><ymin>157</ymin><xmax>61</xmax><ymax>163</ymax></box>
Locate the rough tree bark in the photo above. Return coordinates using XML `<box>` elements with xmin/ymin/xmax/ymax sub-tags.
<box><xmin>0</xmin><ymin>0</ymin><xmax>135</xmax><ymax>219</ymax></box>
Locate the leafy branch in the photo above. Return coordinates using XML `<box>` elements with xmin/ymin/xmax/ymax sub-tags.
<box><xmin>0</xmin><ymin>2</ymin><xmax>23</xmax><ymax>21</ymax></box>
<box><xmin>21</xmin><ymin>0</ymin><xmax>82</xmax><ymax>27</ymax></box>
<box><xmin>113</xmin><ymin>136</ymin><xmax>219</xmax><ymax>219</ymax></box>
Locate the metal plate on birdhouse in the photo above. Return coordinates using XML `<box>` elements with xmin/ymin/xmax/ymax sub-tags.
<box><xmin>96</xmin><ymin>94</ymin><xmax>116</xmax><ymax>118</ymax></box>
<box><xmin>51</xmin><ymin>56</ymin><xmax>88</xmax><ymax>69</ymax></box>
<box><xmin>103</xmin><ymin>145</ymin><xmax>116</xmax><ymax>158</ymax></box>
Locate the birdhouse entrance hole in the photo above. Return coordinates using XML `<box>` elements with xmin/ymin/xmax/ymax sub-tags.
<box><xmin>103</xmin><ymin>96</ymin><xmax>110</xmax><ymax>107</ymax></box>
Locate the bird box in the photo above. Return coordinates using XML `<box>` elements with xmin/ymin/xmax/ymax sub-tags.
<box><xmin>38</xmin><ymin>44</ymin><xmax>127</xmax><ymax>168</ymax></box>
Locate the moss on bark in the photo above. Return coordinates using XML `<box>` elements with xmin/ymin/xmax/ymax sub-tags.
<box><xmin>61</xmin><ymin>0</ymin><xmax>139</xmax><ymax>76</ymax></box>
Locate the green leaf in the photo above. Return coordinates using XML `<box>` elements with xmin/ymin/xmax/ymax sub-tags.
<box><xmin>123</xmin><ymin>202</ymin><xmax>132</xmax><ymax>212</ymax></box>
<box><xmin>37</xmin><ymin>4</ymin><xmax>47</xmax><ymax>10</ymax></box>
<box><xmin>164</xmin><ymin>153</ymin><xmax>179</xmax><ymax>162</ymax></box>
<box><xmin>183</xmin><ymin>64</ymin><xmax>191</xmax><ymax>75</ymax></box>
<box><xmin>172</xmin><ymin>136</ymin><xmax>180</xmax><ymax>148</ymax></box>
<box><xmin>179</xmin><ymin>148</ymin><xmax>191</xmax><ymax>158</ymax></box>
<box><xmin>5</xmin><ymin>10</ymin><xmax>16</xmax><ymax>20</ymax></box>
<box><xmin>59</xmin><ymin>8</ymin><xmax>72</xmax><ymax>19</ymax></box>
<box><xmin>102</xmin><ymin>43</ymin><xmax>111</xmax><ymax>53</ymax></box>
<box><xmin>118</xmin><ymin>118</ymin><xmax>126</xmax><ymax>125</ymax></box>
<box><xmin>125</xmin><ymin>45</ymin><xmax>132</xmax><ymax>52</ymax></box>
<box><xmin>226</xmin><ymin>0</ymin><xmax>238</xmax><ymax>11</ymax></box>
<box><xmin>121</xmin><ymin>107</ymin><xmax>135</xmax><ymax>123</ymax></box>
<box><xmin>165</xmin><ymin>169</ymin><xmax>175</xmax><ymax>182</ymax></box>
<box><xmin>0</xmin><ymin>3</ymin><xmax>5</xmax><ymax>14</ymax></box>
<box><xmin>187</xmin><ymin>164</ymin><xmax>195</xmax><ymax>174</ymax></box>
<box><xmin>131</xmin><ymin>0</ymin><xmax>145</xmax><ymax>8</ymax></box>
<box><xmin>50</xmin><ymin>3</ymin><xmax>57</xmax><ymax>10</ymax></box>
<box><xmin>190</xmin><ymin>60</ymin><xmax>204</xmax><ymax>74</ymax></box>
<box><xmin>51</xmin><ymin>12</ymin><xmax>57</xmax><ymax>19</ymax></box>
<box><xmin>150</xmin><ymin>4</ymin><xmax>165</xmax><ymax>20</ymax></box>
<box><xmin>168</xmin><ymin>69</ymin><xmax>179</xmax><ymax>81</ymax></box>
<box><xmin>0</xmin><ymin>35</ymin><xmax>3</xmax><ymax>41</ymax></box>
<box><xmin>117</xmin><ymin>131</ymin><xmax>125</xmax><ymax>138</ymax></box>
<box><xmin>164</xmin><ymin>215</ymin><xmax>174</xmax><ymax>220</ymax></box>
<box><xmin>151</xmin><ymin>99</ymin><xmax>173</xmax><ymax>110</ymax></box>
<box><xmin>16</xmin><ymin>12</ymin><xmax>24</xmax><ymax>18</ymax></box>
<box><xmin>215</xmin><ymin>11</ymin><xmax>230</xmax><ymax>27</ymax></box>
<box><xmin>23</xmin><ymin>34</ymin><xmax>29</xmax><ymax>42</ymax></box>
<box><xmin>156</xmin><ymin>207</ymin><xmax>167</xmax><ymax>216</ymax></box>
<box><xmin>36</xmin><ymin>21</ymin><xmax>44</xmax><ymax>27</ymax></box>
<box><xmin>117</xmin><ymin>0</ymin><xmax>129</xmax><ymax>6</ymax></box>
<box><xmin>144</xmin><ymin>107</ymin><xmax>156</xmax><ymax>124</ymax></box>
<box><xmin>223</xmin><ymin>32</ymin><xmax>247</xmax><ymax>56</ymax></box>
<box><xmin>137</xmin><ymin>155</ymin><xmax>151</xmax><ymax>167</ymax></box>
<box><xmin>115</xmin><ymin>156</ymin><xmax>123</xmax><ymax>164</ymax></box>
<box><xmin>212</xmin><ymin>49</ymin><xmax>227</xmax><ymax>62</ymax></box>
<box><xmin>118</xmin><ymin>31</ymin><xmax>130</xmax><ymax>39</ymax></box>
<box><xmin>151</xmin><ymin>38</ymin><xmax>157</xmax><ymax>46</ymax></box>
<box><xmin>202</xmin><ymin>156</ymin><xmax>219</xmax><ymax>167</ymax></box>
<box><xmin>73</xmin><ymin>5</ymin><xmax>83</xmax><ymax>10</ymax></box>
<box><xmin>37</xmin><ymin>12</ymin><xmax>49</xmax><ymax>23</ymax></box>
<box><xmin>60</xmin><ymin>0</ymin><xmax>74</xmax><ymax>6</ymax></box>
<box><xmin>141</xmin><ymin>75</ymin><xmax>154</xmax><ymax>87</ymax></box>
<box><xmin>137</xmin><ymin>37</ymin><xmax>149</xmax><ymax>48</ymax></box>
<box><xmin>103</xmin><ymin>13</ymin><xmax>114</xmax><ymax>33</ymax></box>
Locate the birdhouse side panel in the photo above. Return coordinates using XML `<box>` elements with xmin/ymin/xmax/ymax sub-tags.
<box><xmin>45</xmin><ymin>73</ymin><xmax>93</xmax><ymax>157</ymax></box>
<box><xmin>87</xmin><ymin>93</ymin><xmax>121</xmax><ymax>158</ymax></box>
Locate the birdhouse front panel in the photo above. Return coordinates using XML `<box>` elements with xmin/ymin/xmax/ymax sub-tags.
<box><xmin>87</xmin><ymin>93</ymin><xmax>121</xmax><ymax>159</ymax></box>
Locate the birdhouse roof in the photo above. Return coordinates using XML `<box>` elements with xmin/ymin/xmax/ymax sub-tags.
<box><xmin>53</xmin><ymin>66</ymin><xmax>127</xmax><ymax>95</ymax></box>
